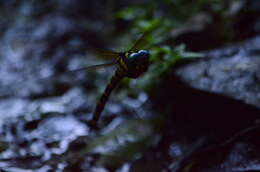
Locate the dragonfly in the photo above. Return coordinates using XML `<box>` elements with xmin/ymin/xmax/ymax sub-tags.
<box><xmin>8</xmin><ymin>30</ymin><xmax>153</xmax><ymax>129</ymax></box>
<box><xmin>86</xmin><ymin>31</ymin><xmax>152</xmax><ymax>129</ymax></box>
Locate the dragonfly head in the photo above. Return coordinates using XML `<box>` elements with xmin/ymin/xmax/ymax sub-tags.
<box><xmin>125</xmin><ymin>50</ymin><xmax>150</xmax><ymax>78</ymax></box>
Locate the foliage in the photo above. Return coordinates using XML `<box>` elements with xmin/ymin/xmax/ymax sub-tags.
<box><xmin>111</xmin><ymin>0</ymin><xmax>245</xmax><ymax>94</ymax></box>
<box><xmin>114</xmin><ymin>0</ymin><xmax>234</xmax><ymax>30</ymax></box>
<box><xmin>136</xmin><ymin>44</ymin><xmax>204</xmax><ymax>92</ymax></box>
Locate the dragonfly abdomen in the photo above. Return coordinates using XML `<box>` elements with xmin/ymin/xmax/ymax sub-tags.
<box><xmin>90</xmin><ymin>68</ymin><xmax>125</xmax><ymax>127</ymax></box>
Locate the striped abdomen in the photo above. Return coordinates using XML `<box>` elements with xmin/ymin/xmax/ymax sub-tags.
<box><xmin>90</xmin><ymin>68</ymin><xmax>125</xmax><ymax>127</ymax></box>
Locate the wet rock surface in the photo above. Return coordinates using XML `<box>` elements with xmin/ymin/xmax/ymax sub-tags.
<box><xmin>176</xmin><ymin>37</ymin><xmax>260</xmax><ymax>108</ymax></box>
<box><xmin>0</xmin><ymin>1</ymin><xmax>159</xmax><ymax>171</ymax></box>
<box><xmin>131</xmin><ymin>36</ymin><xmax>260</xmax><ymax>172</ymax></box>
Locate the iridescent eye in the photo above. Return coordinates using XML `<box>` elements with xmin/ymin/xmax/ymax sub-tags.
<box><xmin>129</xmin><ymin>53</ymin><xmax>138</xmax><ymax>59</ymax></box>
<box><xmin>138</xmin><ymin>50</ymin><xmax>149</xmax><ymax>55</ymax></box>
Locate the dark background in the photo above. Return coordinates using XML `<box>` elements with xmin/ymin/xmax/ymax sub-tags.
<box><xmin>0</xmin><ymin>0</ymin><xmax>259</xmax><ymax>171</ymax></box>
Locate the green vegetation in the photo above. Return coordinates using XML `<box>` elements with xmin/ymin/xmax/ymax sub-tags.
<box><xmin>108</xmin><ymin>0</ymin><xmax>246</xmax><ymax>94</ymax></box>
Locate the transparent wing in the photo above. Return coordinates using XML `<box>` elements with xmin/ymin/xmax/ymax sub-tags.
<box><xmin>14</xmin><ymin>61</ymin><xmax>117</xmax><ymax>87</ymax></box>
<box><xmin>129</xmin><ymin>31</ymin><xmax>151</xmax><ymax>52</ymax></box>
<box><xmin>91</xmin><ymin>49</ymin><xmax>121</xmax><ymax>60</ymax></box>
<box><xmin>46</xmin><ymin>61</ymin><xmax>118</xmax><ymax>83</ymax></box>
<box><xmin>64</xmin><ymin>61</ymin><xmax>117</xmax><ymax>74</ymax></box>
<box><xmin>129</xmin><ymin>21</ymin><xmax>160</xmax><ymax>52</ymax></box>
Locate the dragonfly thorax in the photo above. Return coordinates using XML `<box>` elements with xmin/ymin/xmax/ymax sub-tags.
<box><xmin>120</xmin><ymin>50</ymin><xmax>150</xmax><ymax>78</ymax></box>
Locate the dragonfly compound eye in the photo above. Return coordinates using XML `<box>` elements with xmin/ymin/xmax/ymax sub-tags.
<box><xmin>125</xmin><ymin>50</ymin><xmax>150</xmax><ymax>78</ymax></box>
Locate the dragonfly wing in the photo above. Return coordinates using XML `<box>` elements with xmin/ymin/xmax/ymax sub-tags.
<box><xmin>26</xmin><ymin>61</ymin><xmax>117</xmax><ymax>84</ymax></box>
<box><xmin>129</xmin><ymin>31</ymin><xmax>151</xmax><ymax>52</ymax></box>
<box><xmin>66</xmin><ymin>61</ymin><xmax>117</xmax><ymax>74</ymax></box>
<box><xmin>129</xmin><ymin>21</ymin><xmax>160</xmax><ymax>52</ymax></box>
<box><xmin>91</xmin><ymin>49</ymin><xmax>121</xmax><ymax>60</ymax></box>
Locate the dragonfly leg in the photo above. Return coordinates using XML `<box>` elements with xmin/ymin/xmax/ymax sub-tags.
<box><xmin>89</xmin><ymin>68</ymin><xmax>125</xmax><ymax>129</ymax></box>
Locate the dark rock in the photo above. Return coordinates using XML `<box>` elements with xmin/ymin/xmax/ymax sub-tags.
<box><xmin>176</xmin><ymin>36</ymin><xmax>260</xmax><ymax>108</ymax></box>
